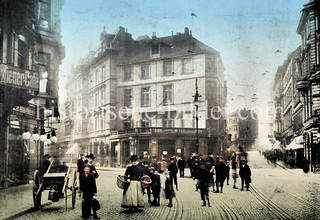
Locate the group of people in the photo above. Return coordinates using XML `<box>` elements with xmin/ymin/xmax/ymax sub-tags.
<box><xmin>121</xmin><ymin>155</ymin><xmax>176</xmax><ymax>210</ymax></box>
<box><xmin>75</xmin><ymin>148</ymin><xmax>252</xmax><ymax>218</ymax></box>
<box><xmin>120</xmin><ymin>149</ymin><xmax>252</xmax><ymax>211</ymax></box>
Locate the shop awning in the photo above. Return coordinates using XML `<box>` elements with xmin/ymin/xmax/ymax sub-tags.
<box><xmin>272</xmin><ymin>140</ymin><xmax>281</xmax><ymax>149</ymax></box>
<box><xmin>285</xmin><ymin>136</ymin><xmax>304</xmax><ymax>150</ymax></box>
<box><xmin>66</xmin><ymin>143</ymin><xmax>80</xmax><ymax>155</ymax></box>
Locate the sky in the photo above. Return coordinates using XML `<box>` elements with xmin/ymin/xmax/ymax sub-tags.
<box><xmin>59</xmin><ymin>0</ymin><xmax>306</xmax><ymax>145</ymax></box>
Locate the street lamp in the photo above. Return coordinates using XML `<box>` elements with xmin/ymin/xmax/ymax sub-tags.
<box><xmin>50</xmin><ymin>129</ymin><xmax>57</xmax><ymax>144</ymax></box>
<box><xmin>193</xmin><ymin>79</ymin><xmax>202</xmax><ymax>154</ymax></box>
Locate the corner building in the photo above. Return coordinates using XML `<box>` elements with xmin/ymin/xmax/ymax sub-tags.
<box><xmin>64</xmin><ymin>27</ymin><xmax>227</xmax><ymax>167</ymax></box>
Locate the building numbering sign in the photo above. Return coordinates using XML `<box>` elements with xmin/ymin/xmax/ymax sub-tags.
<box><xmin>0</xmin><ymin>64</ymin><xmax>39</xmax><ymax>90</ymax></box>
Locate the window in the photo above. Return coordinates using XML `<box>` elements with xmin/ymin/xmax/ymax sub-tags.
<box><xmin>124</xmin><ymin>89</ymin><xmax>132</xmax><ymax>107</ymax></box>
<box><xmin>141</xmin><ymin>87</ymin><xmax>150</xmax><ymax>107</ymax></box>
<box><xmin>38</xmin><ymin>0</ymin><xmax>50</xmax><ymax>29</ymax></box>
<box><xmin>183</xmin><ymin>58</ymin><xmax>194</xmax><ymax>74</ymax></box>
<box><xmin>14</xmin><ymin>38</ymin><xmax>28</xmax><ymax>68</ymax></box>
<box><xmin>38</xmin><ymin>65</ymin><xmax>48</xmax><ymax>93</ymax></box>
<box><xmin>124</xmin><ymin>116</ymin><xmax>132</xmax><ymax>129</ymax></box>
<box><xmin>162</xmin><ymin>112</ymin><xmax>175</xmax><ymax>128</ymax></box>
<box><xmin>151</xmin><ymin>44</ymin><xmax>159</xmax><ymax>55</ymax></box>
<box><xmin>163</xmin><ymin>85</ymin><xmax>173</xmax><ymax>105</ymax></box>
<box><xmin>101</xmin><ymin>68</ymin><xmax>104</xmax><ymax>82</ymax></box>
<box><xmin>123</xmin><ymin>66</ymin><xmax>131</xmax><ymax>81</ymax></box>
<box><xmin>141</xmin><ymin>113</ymin><xmax>150</xmax><ymax>128</ymax></box>
<box><xmin>163</xmin><ymin>60</ymin><xmax>172</xmax><ymax>76</ymax></box>
<box><xmin>141</xmin><ymin>64</ymin><xmax>150</xmax><ymax>79</ymax></box>
<box><xmin>101</xmin><ymin>87</ymin><xmax>105</xmax><ymax>105</ymax></box>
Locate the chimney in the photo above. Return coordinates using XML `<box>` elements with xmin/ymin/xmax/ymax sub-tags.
<box><xmin>152</xmin><ymin>32</ymin><xmax>157</xmax><ymax>39</ymax></box>
<box><xmin>184</xmin><ymin>27</ymin><xmax>189</xmax><ymax>35</ymax></box>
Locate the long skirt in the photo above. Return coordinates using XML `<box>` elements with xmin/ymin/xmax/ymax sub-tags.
<box><xmin>121</xmin><ymin>180</ymin><xmax>144</xmax><ymax>208</ymax></box>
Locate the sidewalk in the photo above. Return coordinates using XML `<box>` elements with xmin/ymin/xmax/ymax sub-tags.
<box><xmin>0</xmin><ymin>182</ymin><xmax>35</xmax><ymax>219</ymax></box>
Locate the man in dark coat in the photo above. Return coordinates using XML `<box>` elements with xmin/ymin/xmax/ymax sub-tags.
<box><xmin>198</xmin><ymin>163</ymin><xmax>211</xmax><ymax>207</ymax></box>
<box><xmin>80</xmin><ymin>166</ymin><xmax>99</xmax><ymax>219</ymax></box>
<box><xmin>177</xmin><ymin>156</ymin><xmax>186</xmax><ymax>177</ymax></box>
<box><xmin>187</xmin><ymin>154</ymin><xmax>194</xmax><ymax>178</ymax></box>
<box><xmin>168</xmin><ymin>157</ymin><xmax>179</xmax><ymax>191</ymax></box>
<box><xmin>86</xmin><ymin>153</ymin><xmax>99</xmax><ymax>179</ymax></box>
<box><xmin>214</xmin><ymin>157</ymin><xmax>228</xmax><ymax>193</ymax></box>
<box><xmin>239</xmin><ymin>160</ymin><xmax>251</xmax><ymax>191</ymax></box>
<box><xmin>149</xmin><ymin>167</ymin><xmax>161</xmax><ymax>206</ymax></box>
<box><xmin>77</xmin><ymin>154</ymin><xmax>87</xmax><ymax>175</ymax></box>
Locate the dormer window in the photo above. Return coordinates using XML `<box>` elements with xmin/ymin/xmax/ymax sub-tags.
<box><xmin>151</xmin><ymin>44</ymin><xmax>159</xmax><ymax>55</ymax></box>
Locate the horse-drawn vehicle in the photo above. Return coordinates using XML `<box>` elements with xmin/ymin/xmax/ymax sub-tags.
<box><xmin>32</xmin><ymin>159</ymin><xmax>78</xmax><ymax>210</ymax></box>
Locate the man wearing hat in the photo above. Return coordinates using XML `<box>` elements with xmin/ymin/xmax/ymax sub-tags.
<box><xmin>86</xmin><ymin>153</ymin><xmax>99</xmax><ymax>179</ymax></box>
<box><xmin>77</xmin><ymin>154</ymin><xmax>87</xmax><ymax>175</ymax></box>
<box><xmin>168</xmin><ymin>157</ymin><xmax>179</xmax><ymax>191</ymax></box>
<box><xmin>239</xmin><ymin>159</ymin><xmax>251</xmax><ymax>191</ymax></box>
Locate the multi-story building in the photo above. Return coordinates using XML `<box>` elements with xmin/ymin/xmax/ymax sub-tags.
<box><xmin>227</xmin><ymin>108</ymin><xmax>258</xmax><ymax>150</ymax></box>
<box><xmin>296</xmin><ymin>0</ymin><xmax>320</xmax><ymax>172</ymax></box>
<box><xmin>271</xmin><ymin>47</ymin><xmax>305</xmax><ymax>166</ymax></box>
<box><xmin>64</xmin><ymin>27</ymin><xmax>227</xmax><ymax>167</ymax></box>
<box><xmin>0</xmin><ymin>0</ymin><xmax>64</xmax><ymax>187</ymax></box>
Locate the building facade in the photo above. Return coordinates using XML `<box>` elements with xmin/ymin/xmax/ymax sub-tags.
<box><xmin>227</xmin><ymin>108</ymin><xmax>258</xmax><ymax>150</ymax></box>
<box><xmin>64</xmin><ymin>27</ymin><xmax>227</xmax><ymax>167</ymax></box>
<box><xmin>296</xmin><ymin>0</ymin><xmax>320</xmax><ymax>172</ymax></box>
<box><xmin>271</xmin><ymin>47</ymin><xmax>305</xmax><ymax>166</ymax></box>
<box><xmin>0</xmin><ymin>0</ymin><xmax>64</xmax><ymax>187</ymax></box>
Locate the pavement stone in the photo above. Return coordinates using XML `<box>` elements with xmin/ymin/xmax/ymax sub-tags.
<box><xmin>2</xmin><ymin>151</ymin><xmax>320</xmax><ymax>220</ymax></box>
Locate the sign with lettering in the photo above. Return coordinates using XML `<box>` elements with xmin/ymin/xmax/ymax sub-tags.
<box><xmin>0</xmin><ymin>64</ymin><xmax>39</xmax><ymax>90</ymax></box>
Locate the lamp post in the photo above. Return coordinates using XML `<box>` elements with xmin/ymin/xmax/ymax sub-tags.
<box><xmin>193</xmin><ymin>79</ymin><xmax>202</xmax><ymax>155</ymax></box>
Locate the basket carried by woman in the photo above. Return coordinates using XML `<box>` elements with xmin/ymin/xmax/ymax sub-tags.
<box><xmin>117</xmin><ymin>175</ymin><xmax>128</xmax><ymax>189</ymax></box>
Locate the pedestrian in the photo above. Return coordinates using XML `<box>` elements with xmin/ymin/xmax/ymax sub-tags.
<box><xmin>149</xmin><ymin>167</ymin><xmax>161</xmax><ymax>206</ymax></box>
<box><xmin>77</xmin><ymin>154</ymin><xmax>87</xmax><ymax>175</ymax></box>
<box><xmin>86</xmin><ymin>153</ymin><xmax>99</xmax><ymax>179</ymax></box>
<box><xmin>205</xmin><ymin>153</ymin><xmax>215</xmax><ymax>191</ymax></box>
<box><xmin>121</xmin><ymin>155</ymin><xmax>144</xmax><ymax>211</ymax></box>
<box><xmin>198</xmin><ymin>163</ymin><xmax>211</xmax><ymax>207</ymax></box>
<box><xmin>80</xmin><ymin>166</ymin><xmax>99</xmax><ymax>219</ymax></box>
<box><xmin>168</xmin><ymin>157</ymin><xmax>179</xmax><ymax>191</ymax></box>
<box><xmin>164</xmin><ymin>171</ymin><xmax>175</xmax><ymax>207</ymax></box>
<box><xmin>177</xmin><ymin>156</ymin><xmax>186</xmax><ymax>178</ymax></box>
<box><xmin>230</xmin><ymin>151</ymin><xmax>239</xmax><ymax>189</ymax></box>
<box><xmin>239</xmin><ymin>160</ymin><xmax>251</xmax><ymax>191</ymax></box>
<box><xmin>187</xmin><ymin>153</ymin><xmax>194</xmax><ymax>178</ymax></box>
<box><xmin>225</xmin><ymin>160</ymin><xmax>230</xmax><ymax>185</ymax></box>
<box><xmin>214</xmin><ymin>157</ymin><xmax>228</xmax><ymax>193</ymax></box>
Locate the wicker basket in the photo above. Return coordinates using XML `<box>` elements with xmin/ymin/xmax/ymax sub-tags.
<box><xmin>116</xmin><ymin>175</ymin><xmax>128</xmax><ymax>189</ymax></box>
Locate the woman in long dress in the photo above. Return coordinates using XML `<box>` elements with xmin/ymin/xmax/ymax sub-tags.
<box><xmin>121</xmin><ymin>155</ymin><xmax>144</xmax><ymax>211</ymax></box>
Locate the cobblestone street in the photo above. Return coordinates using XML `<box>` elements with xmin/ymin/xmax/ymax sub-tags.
<box><xmin>2</xmin><ymin>151</ymin><xmax>320</xmax><ymax>220</ymax></box>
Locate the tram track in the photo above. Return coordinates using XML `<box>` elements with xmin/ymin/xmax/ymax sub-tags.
<box><xmin>250</xmin><ymin>184</ymin><xmax>295</xmax><ymax>220</ymax></box>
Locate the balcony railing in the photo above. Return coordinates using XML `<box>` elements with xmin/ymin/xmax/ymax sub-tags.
<box><xmin>110</xmin><ymin>127</ymin><xmax>208</xmax><ymax>136</ymax></box>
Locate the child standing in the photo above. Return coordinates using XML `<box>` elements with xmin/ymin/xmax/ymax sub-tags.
<box><xmin>164</xmin><ymin>171</ymin><xmax>175</xmax><ymax>207</ymax></box>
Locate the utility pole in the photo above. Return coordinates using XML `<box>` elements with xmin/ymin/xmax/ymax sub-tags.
<box><xmin>193</xmin><ymin>79</ymin><xmax>202</xmax><ymax>155</ymax></box>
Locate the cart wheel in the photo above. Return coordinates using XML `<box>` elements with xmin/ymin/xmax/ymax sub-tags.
<box><xmin>33</xmin><ymin>170</ymin><xmax>42</xmax><ymax>210</ymax></box>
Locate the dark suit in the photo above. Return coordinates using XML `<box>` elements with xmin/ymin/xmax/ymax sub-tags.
<box><xmin>80</xmin><ymin>173</ymin><xmax>97</xmax><ymax>219</ymax></box>
<box><xmin>168</xmin><ymin>163</ymin><xmax>178</xmax><ymax>189</ymax></box>
<box><xmin>77</xmin><ymin>158</ymin><xmax>87</xmax><ymax>174</ymax></box>
<box><xmin>177</xmin><ymin>158</ymin><xmax>186</xmax><ymax>177</ymax></box>
<box><xmin>215</xmin><ymin>162</ymin><xmax>228</xmax><ymax>192</ymax></box>
<box><xmin>239</xmin><ymin>164</ymin><xmax>251</xmax><ymax>190</ymax></box>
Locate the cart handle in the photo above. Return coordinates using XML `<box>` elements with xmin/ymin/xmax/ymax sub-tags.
<box><xmin>62</xmin><ymin>159</ymin><xmax>72</xmax><ymax>195</ymax></box>
<box><xmin>46</xmin><ymin>160</ymin><xmax>54</xmax><ymax>174</ymax></box>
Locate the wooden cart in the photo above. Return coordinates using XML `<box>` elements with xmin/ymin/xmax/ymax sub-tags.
<box><xmin>32</xmin><ymin>159</ymin><xmax>78</xmax><ymax>210</ymax></box>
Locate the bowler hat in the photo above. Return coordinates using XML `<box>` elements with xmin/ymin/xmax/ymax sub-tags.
<box><xmin>88</xmin><ymin>153</ymin><xmax>96</xmax><ymax>159</ymax></box>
